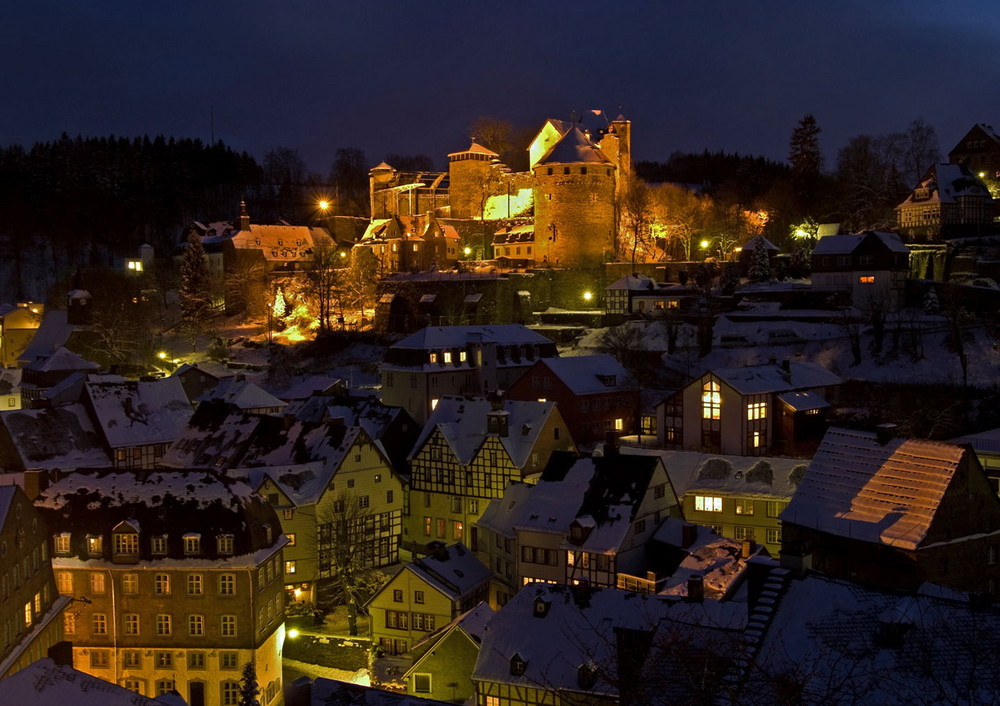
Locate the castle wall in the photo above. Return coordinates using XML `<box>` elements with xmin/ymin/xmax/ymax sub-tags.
<box><xmin>533</xmin><ymin>165</ymin><xmax>616</xmax><ymax>268</ymax></box>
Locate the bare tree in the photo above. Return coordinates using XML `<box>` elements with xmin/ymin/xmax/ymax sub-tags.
<box><xmin>305</xmin><ymin>240</ymin><xmax>344</xmax><ymax>335</ymax></box>
<box><xmin>618</xmin><ymin>174</ymin><xmax>652</xmax><ymax>266</ymax></box>
<box><xmin>649</xmin><ymin>183</ymin><xmax>713</xmax><ymax>261</ymax></box>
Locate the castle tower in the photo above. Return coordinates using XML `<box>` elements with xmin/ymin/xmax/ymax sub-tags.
<box><xmin>447</xmin><ymin>140</ymin><xmax>500</xmax><ymax>219</ymax></box>
<box><xmin>532</xmin><ymin>127</ymin><xmax>616</xmax><ymax>268</ymax></box>
<box><xmin>239</xmin><ymin>200</ymin><xmax>251</xmax><ymax>231</ymax></box>
<box><xmin>369</xmin><ymin>161</ymin><xmax>396</xmax><ymax>218</ymax></box>
<box><xmin>66</xmin><ymin>267</ymin><xmax>92</xmax><ymax>326</ymax></box>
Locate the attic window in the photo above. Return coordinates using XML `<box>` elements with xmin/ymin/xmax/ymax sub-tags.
<box><xmin>86</xmin><ymin>535</ymin><xmax>103</xmax><ymax>557</ymax></box>
<box><xmin>598</xmin><ymin>374</ymin><xmax>616</xmax><ymax>386</ymax></box>
<box><xmin>217</xmin><ymin>534</ymin><xmax>234</xmax><ymax>556</ymax></box>
<box><xmin>183</xmin><ymin>533</ymin><xmax>201</xmax><ymax>556</ymax></box>
<box><xmin>54</xmin><ymin>532</ymin><xmax>71</xmax><ymax>555</ymax></box>
<box><xmin>151</xmin><ymin>535</ymin><xmax>168</xmax><ymax>555</ymax></box>
<box><xmin>533</xmin><ymin>597</ymin><xmax>550</xmax><ymax>618</ymax></box>
<box><xmin>113</xmin><ymin>531</ymin><xmax>139</xmax><ymax>556</ymax></box>
<box><xmin>578</xmin><ymin>664</ymin><xmax>597</xmax><ymax>690</ymax></box>
<box><xmin>510</xmin><ymin>653</ymin><xmax>527</xmax><ymax>676</ymax></box>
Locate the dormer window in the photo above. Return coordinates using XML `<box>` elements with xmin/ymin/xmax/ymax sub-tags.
<box><xmin>113</xmin><ymin>532</ymin><xmax>139</xmax><ymax>557</ymax></box>
<box><xmin>533</xmin><ymin>597</ymin><xmax>550</xmax><ymax>618</ymax></box>
<box><xmin>599</xmin><ymin>374</ymin><xmax>616</xmax><ymax>387</ymax></box>
<box><xmin>86</xmin><ymin>534</ymin><xmax>103</xmax><ymax>557</ymax></box>
<box><xmin>443</xmin><ymin>351</ymin><xmax>452</xmax><ymax>364</ymax></box>
<box><xmin>54</xmin><ymin>532</ymin><xmax>71</xmax><ymax>555</ymax></box>
<box><xmin>151</xmin><ymin>534</ymin><xmax>168</xmax><ymax>555</ymax></box>
<box><xmin>459</xmin><ymin>350</ymin><xmax>467</xmax><ymax>363</ymax></box>
<box><xmin>429</xmin><ymin>352</ymin><xmax>438</xmax><ymax>364</ymax></box>
<box><xmin>510</xmin><ymin>653</ymin><xmax>527</xmax><ymax>676</ymax></box>
<box><xmin>183</xmin><ymin>533</ymin><xmax>201</xmax><ymax>556</ymax></box>
<box><xmin>578</xmin><ymin>664</ymin><xmax>597</xmax><ymax>690</ymax></box>
<box><xmin>217</xmin><ymin>534</ymin><xmax>234</xmax><ymax>556</ymax></box>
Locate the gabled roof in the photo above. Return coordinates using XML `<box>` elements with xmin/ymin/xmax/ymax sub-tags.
<box><xmin>230</xmin><ymin>223</ymin><xmax>333</xmax><ymax>261</ymax></box>
<box><xmin>641</xmin><ymin>449</ymin><xmax>807</xmax><ymax>499</ymax></box>
<box><xmin>709</xmin><ymin>361</ymin><xmax>841</xmax><ymax>396</ymax></box>
<box><xmin>742</xmin><ymin>234</ymin><xmax>779</xmax><ymax>252</ymax></box>
<box><xmin>159</xmin><ymin>401</ymin><xmax>265</xmax><ymax>469</ymax></box>
<box><xmin>477</xmin><ymin>459</ymin><xmax>593</xmax><ymax>538</ymax></box>
<box><xmin>409</xmin><ymin>601</ymin><xmax>494</xmax><ymax>659</ymax></box>
<box><xmin>392</xmin><ymin>324</ymin><xmax>553</xmax><ymax>350</ymax></box>
<box><xmin>85</xmin><ymin>377</ymin><xmax>193</xmax><ymax>448</ymax></box>
<box><xmin>199</xmin><ymin>377</ymin><xmax>287</xmax><ymax>411</ymax></box>
<box><xmin>0</xmin><ymin>403</ymin><xmax>112</xmax><ymax>470</ymax></box>
<box><xmin>411</xmin><ymin>397</ymin><xmax>558</xmax><ymax>467</ymax></box>
<box><xmin>898</xmin><ymin>163</ymin><xmax>993</xmax><ymax>208</ymax></box>
<box><xmin>409</xmin><ymin>543</ymin><xmax>491</xmax><ymax>601</ymax></box>
<box><xmin>0</xmin><ymin>659</ymin><xmax>171</xmax><ymax>706</ymax></box>
<box><xmin>536</xmin><ymin>127</ymin><xmax>612</xmax><ymax>165</ymax></box>
<box><xmin>812</xmin><ymin>230</ymin><xmax>909</xmax><ymax>256</ymax></box>
<box><xmin>532</xmin><ymin>354</ymin><xmax>635</xmax><ymax>396</ymax></box>
<box><xmin>777</xmin><ymin>390</ymin><xmax>830</xmax><ymax>412</ymax></box>
<box><xmin>607</xmin><ymin>274</ymin><xmax>657</xmax><ymax>291</ymax></box>
<box><xmin>23</xmin><ymin>346</ymin><xmax>99</xmax><ymax>373</ymax></box>
<box><xmin>652</xmin><ymin>518</ymin><xmax>756</xmax><ymax>598</ymax></box>
<box><xmin>781</xmin><ymin>427</ymin><xmax>969</xmax><ymax>550</ymax></box>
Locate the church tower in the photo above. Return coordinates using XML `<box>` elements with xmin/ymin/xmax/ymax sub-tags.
<box><xmin>66</xmin><ymin>268</ymin><xmax>92</xmax><ymax>326</ymax></box>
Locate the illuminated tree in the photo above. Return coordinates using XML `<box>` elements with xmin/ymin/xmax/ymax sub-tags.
<box><xmin>306</xmin><ymin>240</ymin><xmax>343</xmax><ymax>334</ymax></box>
<box><xmin>179</xmin><ymin>232</ymin><xmax>212</xmax><ymax>349</ymax></box>
<box><xmin>238</xmin><ymin>661</ymin><xmax>260</xmax><ymax>706</ymax></box>
<box><xmin>748</xmin><ymin>238</ymin><xmax>772</xmax><ymax>282</ymax></box>
<box><xmin>618</xmin><ymin>174</ymin><xmax>652</xmax><ymax>266</ymax></box>
<box><xmin>649</xmin><ymin>183</ymin><xmax>712</xmax><ymax>261</ymax></box>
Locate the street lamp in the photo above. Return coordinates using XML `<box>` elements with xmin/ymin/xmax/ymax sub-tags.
<box><xmin>582</xmin><ymin>291</ymin><xmax>593</xmax><ymax>303</ymax></box>
<box><xmin>318</xmin><ymin>200</ymin><xmax>330</xmax><ymax>212</ymax></box>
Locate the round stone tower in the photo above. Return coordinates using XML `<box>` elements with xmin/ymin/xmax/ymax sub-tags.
<box><xmin>447</xmin><ymin>140</ymin><xmax>500</xmax><ymax>219</ymax></box>
<box><xmin>532</xmin><ymin>127</ymin><xmax>616</xmax><ymax>268</ymax></box>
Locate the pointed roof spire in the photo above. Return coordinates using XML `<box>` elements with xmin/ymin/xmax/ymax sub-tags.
<box><xmin>239</xmin><ymin>200</ymin><xmax>250</xmax><ymax>231</ymax></box>
<box><xmin>536</xmin><ymin>127</ymin><xmax>612</xmax><ymax>165</ymax></box>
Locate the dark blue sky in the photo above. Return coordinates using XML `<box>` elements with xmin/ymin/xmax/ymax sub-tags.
<box><xmin>4</xmin><ymin>1</ymin><xmax>1000</xmax><ymax>174</ymax></box>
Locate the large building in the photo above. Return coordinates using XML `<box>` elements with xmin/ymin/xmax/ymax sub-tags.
<box><xmin>895</xmin><ymin>163</ymin><xmax>996</xmax><ymax>240</ymax></box>
<box><xmin>35</xmin><ymin>469</ymin><xmax>288</xmax><ymax>706</ymax></box>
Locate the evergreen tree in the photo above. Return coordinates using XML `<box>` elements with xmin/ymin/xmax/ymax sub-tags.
<box><xmin>789</xmin><ymin>114</ymin><xmax>822</xmax><ymax>208</ymax></box>
<box><xmin>179</xmin><ymin>232</ymin><xmax>212</xmax><ymax>347</ymax></box>
<box><xmin>924</xmin><ymin>287</ymin><xmax>940</xmax><ymax>315</ymax></box>
<box><xmin>789</xmin><ymin>247</ymin><xmax>812</xmax><ymax>279</ymax></box>
<box><xmin>238</xmin><ymin>662</ymin><xmax>261</xmax><ymax>706</ymax></box>
<box><xmin>748</xmin><ymin>238</ymin><xmax>772</xmax><ymax>282</ymax></box>
<box><xmin>720</xmin><ymin>261</ymin><xmax>740</xmax><ymax>295</ymax></box>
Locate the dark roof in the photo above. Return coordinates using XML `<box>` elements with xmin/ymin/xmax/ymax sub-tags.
<box><xmin>537</xmin><ymin>127</ymin><xmax>612</xmax><ymax>165</ymax></box>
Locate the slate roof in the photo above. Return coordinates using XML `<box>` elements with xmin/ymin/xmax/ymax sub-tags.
<box><xmin>898</xmin><ymin>163</ymin><xmax>993</xmax><ymax>206</ymax></box>
<box><xmin>532</xmin><ymin>354</ymin><xmax>635</xmax><ymax>395</ymax></box>
<box><xmin>0</xmin><ymin>403</ymin><xmax>111</xmax><ymax>470</ymax></box>
<box><xmin>199</xmin><ymin>376</ymin><xmax>287</xmax><ymax>411</ymax></box>
<box><xmin>477</xmin><ymin>459</ymin><xmax>593</xmax><ymax>538</ymax></box>
<box><xmin>411</xmin><ymin>397</ymin><xmax>558</xmax><ymax>467</ymax></box>
<box><xmin>410</xmin><ymin>543</ymin><xmax>491</xmax><ymax>601</ymax></box>
<box><xmin>0</xmin><ymin>659</ymin><xmax>175</xmax><ymax>706</ymax></box>
<box><xmin>23</xmin><ymin>346</ymin><xmax>99</xmax><ymax>373</ymax></box>
<box><xmin>812</xmin><ymin>230</ymin><xmax>909</xmax><ymax>256</ymax></box>
<box><xmin>159</xmin><ymin>401</ymin><xmax>265</xmax><ymax>469</ymax></box>
<box><xmin>631</xmin><ymin>449</ymin><xmax>807</xmax><ymax>499</ymax></box>
<box><xmin>710</xmin><ymin>361</ymin><xmax>841</xmax><ymax>396</ymax></box>
<box><xmin>778</xmin><ymin>390</ymin><xmax>830</xmax><ymax>412</ymax></box>
<box><xmin>537</xmin><ymin>126</ymin><xmax>612</xmax><ymax>165</ymax></box>
<box><xmin>85</xmin><ymin>377</ymin><xmax>193</xmax><ymax>448</ymax></box>
<box><xmin>781</xmin><ymin>427</ymin><xmax>968</xmax><ymax>550</ymax></box>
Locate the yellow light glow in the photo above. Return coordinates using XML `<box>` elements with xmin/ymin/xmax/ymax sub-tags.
<box><xmin>318</xmin><ymin>200</ymin><xmax>330</xmax><ymax>211</ymax></box>
<box><xmin>583</xmin><ymin>291</ymin><xmax>593</xmax><ymax>302</ymax></box>
<box><xmin>339</xmin><ymin>251</ymin><xmax>347</xmax><ymax>258</ymax></box>
<box><xmin>980</xmin><ymin>172</ymin><xmax>987</xmax><ymax>179</ymax></box>
<box><xmin>463</xmin><ymin>247</ymin><xmax>472</xmax><ymax>256</ymax></box>
<box><xmin>700</xmin><ymin>240</ymin><xmax>710</xmax><ymax>249</ymax></box>
<box><xmin>288</xmin><ymin>629</ymin><xmax>300</xmax><ymax>639</ymax></box>
<box><xmin>734</xmin><ymin>247</ymin><xmax>743</xmax><ymax>253</ymax></box>
<box><xmin>157</xmin><ymin>351</ymin><xmax>168</xmax><ymax>360</ymax></box>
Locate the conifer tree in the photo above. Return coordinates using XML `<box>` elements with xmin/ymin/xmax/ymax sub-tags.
<box><xmin>720</xmin><ymin>261</ymin><xmax>740</xmax><ymax>295</ymax></box>
<box><xmin>789</xmin><ymin>114</ymin><xmax>822</xmax><ymax>178</ymax></box>
<box><xmin>179</xmin><ymin>232</ymin><xmax>212</xmax><ymax>348</ymax></box>
<box><xmin>748</xmin><ymin>238</ymin><xmax>772</xmax><ymax>282</ymax></box>
<box><xmin>238</xmin><ymin>662</ymin><xmax>260</xmax><ymax>706</ymax></box>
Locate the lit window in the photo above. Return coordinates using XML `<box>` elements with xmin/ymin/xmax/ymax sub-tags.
<box><xmin>701</xmin><ymin>381</ymin><xmax>720</xmax><ymax>420</ymax></box>
<box><xmin>219</xmin><ymin>573</ymin><xmax>236</xmax><ymax>595</ymax></box>
<box><xmin>217</xmin><ymin>534</ymin><xmax>234</xmax><ymax>555</ymax></box>
<box><xmin>859</xmin><ymin>276</ymin><xmax>875</xmax><ymax>284</ymax></box>
<box><xmin>736</xmin><ymin>500</ymin><xmax>755</xmax><ymax>516</ymax></box>
<box><xmin>86</xmin><ymin>535</ymin><xmax>103</xmax><ymax>556</ymax></box>
<box><xmin>183</xmin><ymin>534</ymin><xmax>201</xmax><ymax>555</ymax></box>
<box><xmin>54</xmin><ymin>533</ymin><xmax>71</xmax><ymax>555</ymax></box>
<box><xmin>694</xmin><ymin>495</ymin><xmax>723</xmax><ymax>513</ymax></box>
<box><xmin>751</xmin><ymin>430</ymin><xmax>761</xmax><ymax>448</ymax></box>
<box><xmin>90</xmin><ymin>572</ymin><xmax>106</xmax><ymax>594</ymax></box>
<box><xmin>286</xmin><ymin>533</ymin><xmax>296</xmax><ymax>546</ymax></box>
<box><xmin>429</xmin><ymin>352</ymin><xmax>437</xmax><ymax>364</ymax></box>
<box><xmin>154</xmin><ymin>574</ymin><xmax>170</xmax><ymax>595</ymax></box>
<box><xmin>459</xmin><ymin>350</ymin><xmax>467</xmax><ymax>362</ymax></box>
<box><xmin>221</xmin><ymin>615</ymin><xmax>237</xmax><ymax>637</ymax></box>
<box><xmin>114</xmin><ymin>533</ymin><xmax>139</xmax><ymax>555</ymax></box>
<box><xmin>431</xmin><ymin>398</ymin><xmax>439</xmax><ymax>410</ymax></box>
<box><xmin>155</xmin><ymin>614</ymin><xmax>172</xmax><ymax>636</ymax></box>
<box><xmin>285</xmin><ymin>560</ymin><xmax>297</xmax><ymax>575</ymax></box>
<box><xmin>57</xmin><ymin>571</ymin><xmax>72</xmax><ymax>594</ymax></box>
<box><xmin>614</xmin><ymin>418</ymin><xmax>623</xmax><ymax>431</ymax></box>
<box><xmin>746</xmin><ymin>402</ymin><xmax>767</xmax><ymax>420</ymax></box>
<box><xmin>187</xmin><ymin>574</ymin><xmax>203</xmax><ymax>595</ymax></box>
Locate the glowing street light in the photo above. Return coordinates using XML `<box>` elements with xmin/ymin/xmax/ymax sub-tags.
<box><xmin>157</xmin><ymin>351</ymin><xmax>168</xmax><ymax>360</ymax></box>
<box><xmin>582</xmin><ymin>291</ymin><xmax>593</xmax><ymax>302</ymax></box>
<box><xmin>699</xmin><ymin>240</ymin><xmax>710</xmax><ymax>250</ymax></box>
<box><xmin>463</xmin><ymin>246</ymin><xmax>472</xmax><ymax>257</ymax></box>
<box><xmin>318</xmin><ymin>200</ymin><xmax>330</xmax><ymax>212</ymax></box>
<box><xmin>287</xmin><ymin>629</ymin><xmax>300</xmax><ymax>639</ymax></box>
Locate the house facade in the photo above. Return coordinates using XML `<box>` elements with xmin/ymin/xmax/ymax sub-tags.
<box><xmin>811</xmin><ymin>231</ymin><xmax>910</xmax><ymax>308</ymax></box>
<box><xmin>896</xmin><ymin>163</ymin><xmax>996</xmax><ymax>240</ymax></box>
<box><xmin>36</xmin><ymin>469</ymin><xmax>288</xmax><ymax>706</ymax></box>
<box><xmin>380</xmin><ymin>324</ymin><xmax>558</xmax><ymax>426</ymax></box>
<box><xmin>403</xmin><ymin>602</ymin><xmax>493</xmax><ymax>704</ymax></box>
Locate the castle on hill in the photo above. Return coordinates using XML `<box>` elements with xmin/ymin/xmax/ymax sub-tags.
<box><xmin>368</xmin><ymin>110</ymin><xmax>632</xmax><ymax>270</ymax></box>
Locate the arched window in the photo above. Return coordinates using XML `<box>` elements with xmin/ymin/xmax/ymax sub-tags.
<box><xmin>702</xmin><ymin>381</ymin><xmax>720</xmax><ymax>420</ymax></box>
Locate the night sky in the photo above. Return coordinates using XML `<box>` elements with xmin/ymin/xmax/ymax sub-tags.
<box><xmin>5</xmin><ymin>1</ymin><xmax>1000</xmax><ymax>173</ymax></box>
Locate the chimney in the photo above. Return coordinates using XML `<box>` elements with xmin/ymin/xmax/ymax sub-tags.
<box><xmin>686</xmin><ymin>574</ymin><xmax>704</xmax><ymax>603</ymax></box>
<box><xmin>681</xmin><ymin>522</ymin><xmax>698</xmax><ymax>549</ymax></box>
<box><xmin>876</xmin><ymin>423</ymin><xmax>898</xmax><ymax>446</ymax></box>
<box><xmin>427</xmin><ymin>541</ymin><xmax>448</xmax><ymax>561</ymax></box>
<box><xmin>23</xmin><ymin>469</ymin><xmax>49</xmax><ymax>501</ymax></box>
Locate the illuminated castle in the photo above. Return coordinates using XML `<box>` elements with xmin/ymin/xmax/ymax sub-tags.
<box><xmin>368</xmin><ymin>110</ymin><xmax>632</xmax><ymax>269</ymax></box>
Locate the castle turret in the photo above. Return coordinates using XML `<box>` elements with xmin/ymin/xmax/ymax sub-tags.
<box><xmin>532</xmin><ymin>127</ymin><xmax>616</xmax><ymax>268</ymax></box>
<box><xmin>447</xmin><ymin>140</ymin><xmax>500</xmax><ymax>219</ymax></box>
<box><xmin>369</xmin><ymin>161</ymin><xmax>396</xmax><ymax>218</ymax></box>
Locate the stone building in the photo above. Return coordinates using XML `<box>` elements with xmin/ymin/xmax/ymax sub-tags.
<box><xmin>36</xmin><ymin>469</ymin><xmax>288</xmax><ymax>706</ymax></box>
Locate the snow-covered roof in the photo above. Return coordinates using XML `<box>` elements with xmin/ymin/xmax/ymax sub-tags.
<box><xmin>536</xmin><ymin>126</ymin><xmax>612</xmax><ymax>165</ymax></box>
<box><xmin>23</xmin><ymin>346</ymin><xmax>99</xmax><ymax>373</ymax></box>
<box><xmin>0</xmin><ymin>403</ymin><xmax>112</xmax><ymax>470</ymax></box>
<box><xmin>238</xmin><ymin>418</ymin><xmax>365</xmax><ymax>486</ymax></box>
<box><xmin>710</xmin><ymin>360</ymin><xmax>841</xmax><ymax>396</ymax></box>
<box><xmin>477</xmin><ymin>460</ymin><xmax>595</xmax><ymax>538</ymax></box>
<box><xmin>18</xmin><ymin>310</ymin><xmax>72</xmax><ymax>363</ymax></box>
<box><xmin>85</xmin><ymin>377</ymin><xmax>193</xmax><ymax>448</ymax></box>
<box><xmin>533</xmin><ymin>354</ymin><xmax>635</xmax><ymax>395</ymax></box>
<box><xmin>411</xmin><ymin>601</ymin><xmax>494</xmax><ymax>657</ymax></box>
<box><xmin>606</xmin><ymin>273</ymin><xmax>657</xmax><ymax>291</ymax></box>
<box><xmin>230</xmin><ymin>223</ymin><xmax>332</xmax><ymax>261</ymax></box>
<box><xmin>781</xmin><ymin>427</ymin><xmax>968</xmax><ymax>550</ymax></box>
<box><xmin>653</xmin><ymin>518</ymin><xmax>756</xmax><ymax>599</ymax></box>
<box><xmin>272</xmin><ymin>375</ymin><xmax>342</xmax><ymax>401</ymax></box>
<box><xmin>409</xmin><ymin>543</ymin><xmax>491</xmax><ymax>601</ymax></box>
<box><xmin>629</xmin><ymin>449</ymin><xmax>807</xmax><ymax>499</ymax></box>
<box><xmin>812</xmin><ymin>230</ymin><xmax>909</xmax><ymax>255</ymax></box>
<box><xmin>754</xmin><ymin>573</ymin><xmax>1000</xmax><ymax>704</ymax></box>
<box><xmin>392</xmin><ymin>324</ymin><xmax>553</xmax><ymax>351</ymax></box>
<box><xmin>411</xmin><ymin>397</ymin><xmax>558</xmax><ymax>467</ymax></box>
<box><xmin>898</xmin><ymin>163</ymin><xmax>993</xmax><ymax>207</ymax></box>
<box><xmin>742</xmin><ymin>234</ymin><xmax>779</xmax><ymax>252</ymax></box>
<box><xmin>308</xmin><ymin>678</ymin><xmax>454</xmax><ymax>705</ymax></box>
<box><xmin>473</xmin><ymin>583</ymin><xmax>745</xmax><ymax>697</ymax></box>
<box><xmin>199</xmin><ymin>376</ymin><xmax>287</xmax><ymax>411</ymax></box>
<box><xmin>0</xmin><ymin>659</ymin><xmax>173</xmax><ymax>705</ymax></box>
<box><xmin>777</xmin><ymin>390</ymin><xmax>830</xmax><ymax>412</ymax></box>
<box><xmin>159</xmin><ymin>401</ymin><xmax>264</xmax><ymax>469</ymax></box>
